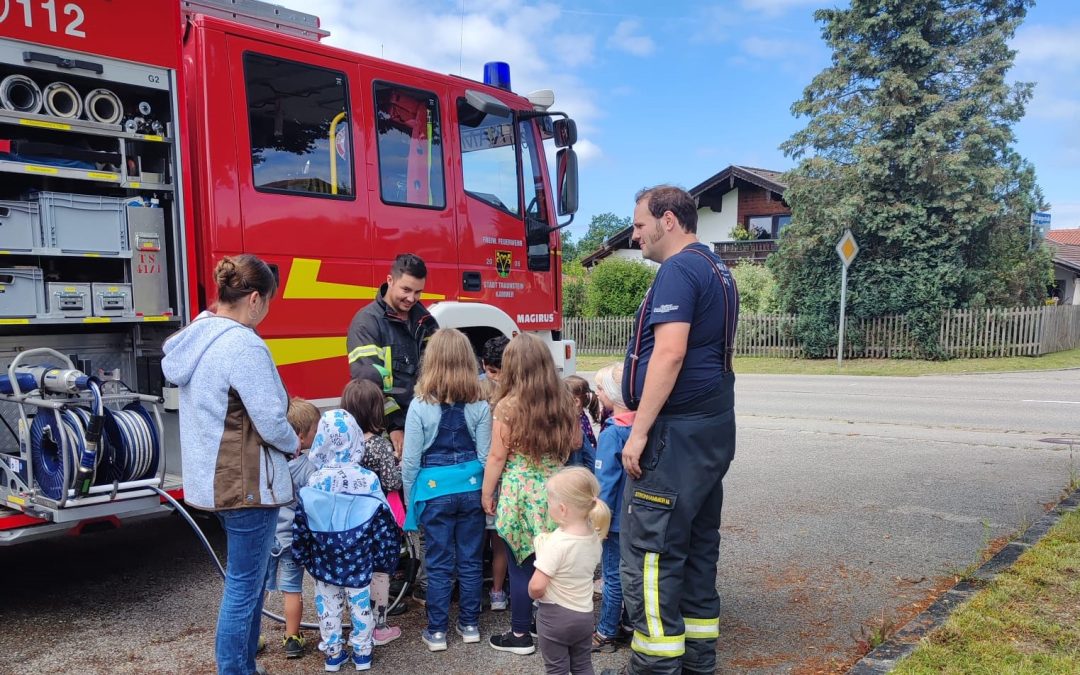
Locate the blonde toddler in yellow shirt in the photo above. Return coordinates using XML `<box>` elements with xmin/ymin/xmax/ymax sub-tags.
<box><xmin>529</xmin><ymin>467</ymin><xmax>611</xmax><ymax>675</ymax></box>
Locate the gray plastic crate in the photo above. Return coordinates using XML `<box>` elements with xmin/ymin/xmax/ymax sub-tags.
<box><xmin>35</xmin><ymin>192</ymin><xmax>128</xmax><ymax>255</ymax></box>
<box><xmin>0</xmin><ymin>200</ymin><xmax>42</xmax><ymax>252</ymax></box>
<box><xmin>46</xmin><ymin>282</ymin><xmax>92</xmax><ymax>318</ymax></box>
<box><xmin>0</xmin><ymin>267</ymin><xmax>45</xmax><ymax>317</ymax></box>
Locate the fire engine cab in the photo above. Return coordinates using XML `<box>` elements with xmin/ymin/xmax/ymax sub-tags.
<box><xmin>0</xmin><ymin>0</ymin><xmax>579</xmax><ymax>544</ymax></box>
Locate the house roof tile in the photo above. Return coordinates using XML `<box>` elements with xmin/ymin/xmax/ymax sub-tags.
<box><xmin>1046</xmin><ymin>229</ymin><xmax>1080</xmax><ymax>246</ymax></box>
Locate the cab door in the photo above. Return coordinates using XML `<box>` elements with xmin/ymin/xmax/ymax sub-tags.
<box><xmin>226</xmin><ymin>36</ymin><xmax>373</xmax><ymax>395</ymax></box>
<box><xmin>360</xmin><ymin>68</ymin><xmax>457</xmax><ymax>301</ymax></box>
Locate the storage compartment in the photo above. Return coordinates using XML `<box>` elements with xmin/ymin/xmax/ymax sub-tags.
<box><xmin>91</xmin><ymin>283</ymin><xmax>134</xmax><ymax>317</ymax></box>
<box><xmin>0</xmin><ymin>200</ymin><xmax>42</xmax><ymax>252</ymax></box>
<box><xmin>0</xmin><ymin>267</ymin><xmax>45</xmax><ymax>317</ymax></box>
<box><xmin>45</xmin><ymin>282</ymin><xmax>91</xmax><ymax>318</ymax></box>
<box><xmin>35</xmin><ymin>192</ymin><xmax>128</xmax><ymax>255</ymax></box>
<box><xmin>127</xmin><ymin>206</ymin><xmax>171</xmax><ymax>315</ymax></box>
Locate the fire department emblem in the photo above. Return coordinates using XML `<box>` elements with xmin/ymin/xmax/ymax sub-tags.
<box><xmin>495</xmin><ymin>250</ymin><xmax>512</xmax><ymax>278</ymax></box>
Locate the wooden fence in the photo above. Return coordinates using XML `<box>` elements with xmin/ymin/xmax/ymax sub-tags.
<box><xmin>563</xmin><ymin>305</ymin><xmax>1080</xmax><ymax>358</ymax></box>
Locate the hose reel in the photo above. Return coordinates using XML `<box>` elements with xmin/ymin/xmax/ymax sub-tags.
<box><xmin>42</xmin><ymin>81</ymin><xmax>83</xmax><ymax>119</ymax></box>
<box><xmin>84</xmin><ymin>88</ymin><xmax>123</xmax><ymax>125</ymax></box>
<box><xmin>3</xmin><ymin>364</ymin><xmax>160</xmax><ymax>501</ymax></box>
<box><xmin>0</xmin><ymin>75</ymin><xmax>43</xmax><ymax>114</ymax></box>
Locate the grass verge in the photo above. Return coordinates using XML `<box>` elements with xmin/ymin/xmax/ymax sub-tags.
<box><xmin>891</xmin><ymin>507</ymin><xmax>1080</xmax><ymax>674</ymax></box>
<box><xmin>574</xmin><ymin>347</ymin><xmax>1080</xmax><ymax>376</ymax></box>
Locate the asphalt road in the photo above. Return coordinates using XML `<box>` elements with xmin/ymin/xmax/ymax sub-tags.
<box><xmin>2</xmin><ymin>369</ymin><xmax>1077</xmax><ymax>674</ymax></box>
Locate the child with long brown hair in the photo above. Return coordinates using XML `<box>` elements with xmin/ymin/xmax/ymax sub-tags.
<box><xmin>482</xmin><ymin>333</ymin><xmax>581</xmax><ymax>656</ymax></box>
<box><xmin>530</xmin><ymin>467</ymin><xmax>610</xmax><ymax>674</ymax></box>
<box><xmin>401</xmin><ymin>328</ymin><xmax>491</xmax><ymax>652</ymax></box>
<box><xmin>565</xmin><ymin>375</ymin><xmax>601</xmax><ymax>471</ymax></box>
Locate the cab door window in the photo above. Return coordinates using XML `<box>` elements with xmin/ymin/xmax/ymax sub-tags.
<box><xmin>243</xmin><ymin>53</ymin><xmax>354</xmax><ymax>198</ymax></box>
<box><xmin>457</xmin><ymin>100</ymin><xmax>519</xmax><ymax>216</ymax></box>
<box><xmin>374</xmin><ymin>82</ymin><xmax>446</xmax><ymax>208</ymax></box>
<box><xmin>519</xmin><ymin>119</ymin><xmax>551</xmax><ymax>271</ymax></box>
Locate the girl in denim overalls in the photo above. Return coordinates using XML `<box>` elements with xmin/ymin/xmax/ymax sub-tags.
<box><xmin>401</xmin><ymin>328</ymin><xmax>492</xmax><ymax>652</ymax></box>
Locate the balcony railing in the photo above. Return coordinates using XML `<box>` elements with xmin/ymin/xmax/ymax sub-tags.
<box><xmin>714</xmin><ymin>239</ymin><xmax>778</xmax><ymax>266</ymax></box>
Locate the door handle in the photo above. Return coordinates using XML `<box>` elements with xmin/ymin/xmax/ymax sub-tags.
<box><xmin>462</xmin><ymin>271</ymin><xmax>481</xmax><ymax>292</ymax></box>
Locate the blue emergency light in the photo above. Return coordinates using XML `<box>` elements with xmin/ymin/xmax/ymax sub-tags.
<box><xmin>483</xmin><ymin>62</ymin><xmax>512</xmax><ymax>91</ymax></box>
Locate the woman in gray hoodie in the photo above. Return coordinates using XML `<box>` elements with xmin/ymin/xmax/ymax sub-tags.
<box><xmin>162</xmin><ymin>254</ymin><xmax>298</xmax><ymax>675</ymax></box>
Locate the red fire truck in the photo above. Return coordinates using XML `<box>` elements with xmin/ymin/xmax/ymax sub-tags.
<box><xmin>0</xmin><ymin>0</ymin><xmax>579</xmax><ymax>544</ymax></box>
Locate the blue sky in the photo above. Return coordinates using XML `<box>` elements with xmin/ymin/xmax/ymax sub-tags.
<box><xmin>306</xmin><ymin>0</ymin><xmax>1080</xmax><ymax>242</ymax></box>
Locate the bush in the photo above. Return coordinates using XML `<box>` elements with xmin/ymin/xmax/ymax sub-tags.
<box><xmin>585</xmin><ymin>258</ymin><xmax>656</xmax><ymax>317</ymax></box>
<box><xmin>730</xmin><ymin>262</ymin><xmax>779</xmax><ymax>314</ymax></box>
<box><xmin>562</xmin><ymin>276</ymin><xmax>587</xmax><ymax>317</ymax></box>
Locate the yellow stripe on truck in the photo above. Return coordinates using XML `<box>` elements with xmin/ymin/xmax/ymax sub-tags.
<box><xmin>283</xmin><ymin>258</ymin><xmax>446</xmax><ymax>301</ymax></box>
<box><xmin>265</xmin><ymin>336</ymin><xmax>347</xmax><ymax>367</ymax></box>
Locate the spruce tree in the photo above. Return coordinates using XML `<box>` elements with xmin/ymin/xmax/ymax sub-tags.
<box><xmin>773</xmin><ymin>0</ymin><xmax>1051</xmax><ymax>357</ymax></box>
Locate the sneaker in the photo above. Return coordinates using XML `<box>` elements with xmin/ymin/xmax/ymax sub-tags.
<box><xmin>591</xmin><ymin>631</ymin><xmax>618</xmax><ymax>653</ymax></box>
<box><xmin>352</xmin><ymin>651</ymin><xmax>372</xmax><ymax>671</ymax></box>
<box><xmin>411</xmin><ymin>587</ymin><xmax>427</xmax><ymax>606</ymax></box>
<box><xmin>387</xmin><ymin>599</ymin><xmax>409</xmax><ymax>617</ymax></box>
<box><xmin>488</xmin><ymin>629</ymin><xmax>535</xmax><ymax>655</ymax></box>
<box><xmin>422</xmin><ymin>629</ymin><xmax>447</xmax><ymax>652</ymax></box>
<box><xmin>283</xmin><ymin>633</ymin><xmax>305</xmax><ymax>658</ymax></box>
<box><xmin>489</xmin><ymin>590</ymin><xmax>508</xmax><ymax>611</ymax></box>
<box><xmin>373</xmin><ymin>625</ymin><xmax>402</xmax><ymax>646</ymax></box>
<box><xmin>325</xmin><ymin>648</ymin><xmax>349</xmax><ymax>672</ymax></box>
<box><xmin>457</xmin><ymin>624</ymin><xmax>480</xmax><ymax>643</ymax></box>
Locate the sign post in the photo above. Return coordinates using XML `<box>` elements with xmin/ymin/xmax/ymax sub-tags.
<box><xmin>1032</xmin><ymin>212</ymin><xmax>1051</xmax><ymax>247</ymax></box>
<box><xmin>835</xmin><ymin>230</ymin><xmax>859</xmax><ymax>368</ymax></box>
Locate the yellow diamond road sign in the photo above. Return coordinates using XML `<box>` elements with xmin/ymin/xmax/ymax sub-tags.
<box><xmin>836</xmin><ymin>229</ymin><xmax>859</xmax><ymax>267</ymax></box>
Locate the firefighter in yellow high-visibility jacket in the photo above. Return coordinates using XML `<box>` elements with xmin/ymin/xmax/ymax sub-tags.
<box><xmin>603</xmin><ymin>186</ymin><xmax>739</xmax><ymax>675</ymax></box>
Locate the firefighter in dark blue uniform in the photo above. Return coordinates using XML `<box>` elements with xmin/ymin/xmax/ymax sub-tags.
<box><xmin>610</xmin><ymin>185</ymin><xmax>739</xmax><ymax>675</ymax></box>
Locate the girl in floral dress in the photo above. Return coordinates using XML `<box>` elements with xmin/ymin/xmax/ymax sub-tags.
<box><xmin>481</xmin><ymin>333</ymin><xmax>581</xmax><ymax>656</ymax></box>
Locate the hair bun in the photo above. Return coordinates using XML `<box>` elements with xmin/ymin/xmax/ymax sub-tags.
<box><xmin>214</xmin><ymin>257</ymin><xmax>241</xmax><ymax>288</ymax></box>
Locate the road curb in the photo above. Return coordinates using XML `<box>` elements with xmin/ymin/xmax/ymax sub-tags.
<box><xmin>846</xmin><ymin>487</ymin><xmax>1080</xmax><ymax>674</ymax></box>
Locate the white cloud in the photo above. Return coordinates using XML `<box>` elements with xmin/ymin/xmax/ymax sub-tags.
<box><xmin>1014</xmin><ymin>24</ymin><xmax>1080</xmax><ymax>69</ymax></box>
<box><xmin>1049</xmin><ymin>202</ymin><xmax>1080</xmax><ymax>230</ymax></box>
<box><xmin>301</xmin><ymin>0</ymin><xmax>603</xmax><ymax>146</ymax></box>
<box><xmin>573</xmin><ymin>139</ymin><xmax>603</xmax><ymax>164</ymax></box>
<box><xmin>607</xmin><ymin>19</ymin><xmax>656</xmax><ymax>57</ymax></box>
<box><xmin>739</xmin><ymin>0</ymin><xmax>820</xmax><ymax>18</ymax></box>
<box><xmin>1012</xmin><ymin>23</ymin><xmax>1080</xmax><ymax>123</ymax></box>
<box><xmin>551</xmin><ymin>33</ymin><xmax>597</xmax><ymax>68</ymax></box>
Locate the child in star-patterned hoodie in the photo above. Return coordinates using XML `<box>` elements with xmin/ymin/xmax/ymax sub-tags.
<box><xmin>292</xmin><ymin>409</ymin><xmax>400</xmax><ymax>672</ymax></box>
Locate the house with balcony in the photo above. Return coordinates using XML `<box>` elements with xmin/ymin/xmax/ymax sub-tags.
<box><xmin>580</xmin><ymin>165</ymin><xmax>790</xmax><ymax>269</ymax></box>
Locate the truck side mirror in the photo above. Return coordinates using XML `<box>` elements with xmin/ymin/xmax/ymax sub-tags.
<box><xmin>552</xmin><ymin>118</ymin><xmax>577</xmax><ymax>148</ymax></box>
<box><xmin>557</xmin><ymin>148</ymin><xmax>579</xmax><ymax>216</ymax></box>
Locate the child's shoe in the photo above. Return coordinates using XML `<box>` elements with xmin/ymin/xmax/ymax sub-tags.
<box><xmin>422</xmin><ymin>629</ymin><xmax>447</xmax><ymax>652</ymax></box>
<box><xmin>373</xmin><ymin>624</ymin><xmax>402</xmax><ymax>645</ymax></box>
<box><xmin>456</xmin><ymin>623</ymin><xmax>480</xmax><ymax>644</ymax></box>
<box><xmin>283</xmin><ymin>633</ymin><xmax>305</xmax><ymax>658</ymax></box>
<box><xmin>591</xmin><ymin>631</ymin><xmax>618</xmax><ymax>653</ymax></box>
<box><xmin>325</xmin><ymin>647</ymin><xmax>349</xmax><ymax>672</ymax></box>
<box><xmin>352</xmin><ymin>651</ymin><xmax>372</xmax><ymax>671</ymax></box>
<box><xmin>489</xmin><ymin>589</ymin><xmax>508</xmax><ymax>611</ymax></box>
